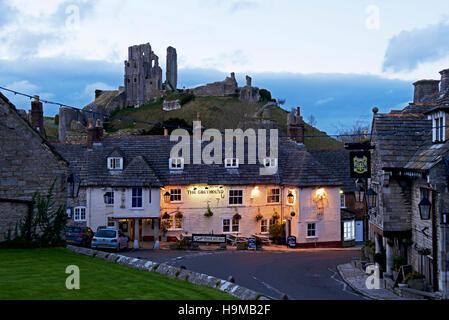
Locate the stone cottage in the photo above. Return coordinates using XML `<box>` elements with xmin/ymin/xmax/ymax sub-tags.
<box><xmin>0</xmin><ymin>93</ymin><xmax>68</xmax><ymax>241</ymax></box>
<box><xmin>369</xmin><ymin>68</ymin><xmax>449</xmax><ymax>296</ymax></box>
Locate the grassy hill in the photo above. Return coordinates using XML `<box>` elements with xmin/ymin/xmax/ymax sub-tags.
<box><xmin>45</xmin><ymin>94</ymin><xmax>343</xmax><ymax>150</ymax></box>
<box><xmin>104</xmin><ymin>96</ymin><xmax>343</xmax><ymax>150</ymax></box>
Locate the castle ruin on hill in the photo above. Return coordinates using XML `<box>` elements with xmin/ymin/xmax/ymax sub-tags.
<box><xmin>58</xmin><ymin>42</ymin><xmax>261</xmax><ymax>142</ymax></box>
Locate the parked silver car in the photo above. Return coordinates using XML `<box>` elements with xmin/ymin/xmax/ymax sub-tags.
<box><xmin>91</xmin><ymin>228</ymin><xmax>128</xmax><ymax>251</ymax></box>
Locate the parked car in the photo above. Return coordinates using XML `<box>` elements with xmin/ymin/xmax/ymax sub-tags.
<box><xmin>66</xmin><ymin>226</ymin><xmax>94</xmax><ymax>247</ymax></box>
<box><xmin>91</xmin><ymin>228</ymin><xmax>128</xmax><ymax>251</ymax></box>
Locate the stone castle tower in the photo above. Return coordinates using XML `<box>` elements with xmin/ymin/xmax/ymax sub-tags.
<box><xmin>124</xmin><ymin>43</ymin><xmax>163</xmax><ymax>108</ymax></box>
<box><xmin>166</xmin><ymin>46</ymin><xmax>178</xmax><ymax>90</ymax></box>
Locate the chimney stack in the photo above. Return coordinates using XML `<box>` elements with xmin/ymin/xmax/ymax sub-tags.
<box><xmin>164</xmin><ymin>128</ymin><xmax>169</xmax><ymax>137</ymax></box>
<box><xmin>440</xmin><ymin>69</ymin><xmax>449</xmax><ymax>95</ymax></box>
<box><xmin>87</xmin><ymin>118</ymin><xmax>103</xmax><ymax>149</ymax></box>
<box><xmin>413</xmin><ymin>80</ymin><xmax>440</xmax><ymax>104</ymax></box>
<box><xmin>31</xmin><ymin>95</ymin><xmax>46</xmax><ymax>138</ymax></box>
<box><xmin>287</xmin><ymin>107</ymin><xmax>305</xmax><ymax>144</ymax></box>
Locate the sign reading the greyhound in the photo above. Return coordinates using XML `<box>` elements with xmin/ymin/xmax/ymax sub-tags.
<box><xmin>350</xmin><ymin>151</ymin><xmax>371</xmax><ymax>178</ymax></box>
<box><xmin>192</xmin><ymin>234</ymin><xmax>227</xmax><ymax>244</ymax></box>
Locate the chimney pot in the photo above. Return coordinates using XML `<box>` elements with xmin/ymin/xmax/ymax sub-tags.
<box><xmin>30</xmin><ymin>96</ymin><xmax>46</xmax><ymax>138</ymax></box>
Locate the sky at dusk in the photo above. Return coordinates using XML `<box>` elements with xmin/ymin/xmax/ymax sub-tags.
<box><xmin>1</xmin><ymin>0</ymin><xmax>449</xmax><ymax>133</ymax></box>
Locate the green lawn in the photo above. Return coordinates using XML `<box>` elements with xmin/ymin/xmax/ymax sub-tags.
<box><xmin>0</xmin><ymin>248</ymin><xmax>236</xmax><ymax>300</ymax></box>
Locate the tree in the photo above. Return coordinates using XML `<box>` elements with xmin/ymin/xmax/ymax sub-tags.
<box><xmin>337</xmin><ymin>121</ymin><xmax>370</xmax><ymax>144</ymax></box>
<box><xmin>259</xmin><ymin>89</ymin><xmax>276</xmax><ymax>103</ymax></box>
<box><xmin>307</xmin><ymin>114</ymin><xmax>317</xmax><ymax>127</ymax></box>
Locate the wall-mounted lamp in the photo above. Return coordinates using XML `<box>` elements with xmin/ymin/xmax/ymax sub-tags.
<box><xmin>164</xmin><ymin>191</ymin><xmax>171</xmax><ymax>203</ymax></box>
<box><xmin>287</xmin><ymin>191</ymin><xmax>295</xmax><ymax>204</ymax></box>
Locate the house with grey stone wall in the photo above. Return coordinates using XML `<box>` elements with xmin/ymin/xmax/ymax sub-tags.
<box><xmin>369</xmin><ymin>68</ymin><xmax>449</xmax><ymax>296</ymax></box>
<box><xmin>0</xmin><ymin>93</ymin><xmax>68</xmax><ymax>241</ymax></box>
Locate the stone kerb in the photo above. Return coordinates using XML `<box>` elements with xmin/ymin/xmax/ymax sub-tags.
<box><xmin>66</xmin><ymin>245</ymin><xmax>272</xmax><ymax>300</ymax></box>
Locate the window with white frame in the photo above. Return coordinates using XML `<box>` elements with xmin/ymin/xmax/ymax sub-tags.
<box><xmin>169</xmin><ymin>158</ymin><xmax>184</xmax><ymax>170</ymax></box>
<box><xmin>224</xmin><ymin>158</ymin><xmax>239</xmax><ymax>168</ymax></box>
<box><xmin>222</xmin><ymin>218</ymin><xmax>240</xmax><ymax>233</ymax></box>
<box><xmin>261</xmin><ymin>219</ymin><xmax>276</xmax><ymax>233</ymax></box>
<box><xmin>307</xmin><ymin>223</ymin><xmax>317</xmax><ymax>238</ymax></box>
<box><xmin>264</xmin><ymin>158</ymin><xmax>278</xmax><ymax>168</ymax></box>
<box><xmin>430</xmin><ymin>112</ymin><xmax>446</xmax><ymax>142</ymax></box>
<box><xmin>344</xmin><ymin>221</ymin><xmax>355</xmax><ymax>241</ymax></box>
<box><xmin>104</xmin><ymin>191</ymin><xmax>114</xmax><ymax>205</ymax></box>
<box><xmin>170</xmin><ymin>188</ymin><xmax>182</xmax><ymax>202</ymax></box>
<box><xmin>131</xmin><ymin>188</ymin><xmax>143</xmax><ymax>208</ymax></box>
<box><xmin>108</xmin><ymin>157</ymin><xmax>123</xmax><ymax>170</ymax></box>
<box><xmin>167</xmin><ymin>216</ymin><xmax>183</xmax><ymax>230</ymax></box>
<box><xmin>229</xmin><ymin>189</ymin><xmax>243</xmax><ymax>205</ymax></box>
<box><xmin>340</xmin><ymin>193</ymin><xmax>346</xmax><ymax>208</ymax></box>
<box><xmin>267</xmin><ymin>188</ymin><xmax>280</xmax><ymax>203</ymax></box>
<box><xmin>74</xmin><ymin>206</ymin><xmax>86</xmax><ymax>222</ymax></box>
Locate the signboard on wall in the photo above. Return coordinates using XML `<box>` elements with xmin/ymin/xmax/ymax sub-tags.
<box><xmin>350</xmin><ymin>151</ymin><xmax>371</xmax><ymax>178</ymax></box>
<box><xmin>192</xmin><ymin>234</ymin><xmax>227</xmax><ymax>244</ymax></box>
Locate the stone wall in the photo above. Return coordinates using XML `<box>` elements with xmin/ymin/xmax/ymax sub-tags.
<box><xmin>193</xmin><ymin>73</ymin><xmax>239</xmax><ymax>97</ymax></box>
<box><xmin>0</xmin><ymin>95</ymin><xmax>68</xmax><ymax>241</ymax></box>
<box><xmin>0</xmin><ymin>201</ymin><xmax>29</xmax><ymax>241</ymax></box>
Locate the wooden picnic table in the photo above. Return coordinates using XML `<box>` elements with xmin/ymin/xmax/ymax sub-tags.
<box><xmin>252</xmin><ymin>234</ymin><xmax>273</xmax><ymax>246</ymax></box>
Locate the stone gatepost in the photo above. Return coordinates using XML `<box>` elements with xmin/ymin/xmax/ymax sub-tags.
<box><xmin>385</xmin><ymin>238</ymin><xmax>394</xmax><ymax>277</ymax></box>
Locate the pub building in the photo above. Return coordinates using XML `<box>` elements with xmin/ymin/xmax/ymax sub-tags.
<box><xmin>56</xmin><ymin>117</ymin><xmax>345</xmax><ymax>249</ymax></box>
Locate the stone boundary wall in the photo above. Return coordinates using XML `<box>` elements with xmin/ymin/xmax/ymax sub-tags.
<box><xmin>66</xmin><ymin>245</ymin><xmax>273</xmax><ymax>300</ymax></box>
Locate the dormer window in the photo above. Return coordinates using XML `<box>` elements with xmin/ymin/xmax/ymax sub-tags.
<box><xmin>169</xmin><ymin>158</ymin><xmax>184</xmax><ymax>170</ymax></box>
<box><xmin>225</xmin><ymin>158</ymin><xmax>239</xmax><ymax>168</ymax></box>
<box><xmin>108</xmin><ymin>157</ymin><xmax>123</xmax><ymax>170</ymax></box>
<box><xmin>264</xmin><ymin>158</ymin><xmax>278</xmax><ymax>168</ymax></box>
<box><xmin>429</xmin><ymin>111</ymin><xmax>446</xmax><ymax>142</ymax></box>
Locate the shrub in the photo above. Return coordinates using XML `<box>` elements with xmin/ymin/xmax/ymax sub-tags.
<box><xmin>406</xmin><ymin>271</ymin><xmax>425</xmax><ymax>281</ymax></box>
<box><xmin>54</xmin><ymin>114</ymin><xmax>59</xmax><ymax>125</ymax></box>
<box><xmin>393</xmin><ymin>255</ymin><xmax>407</xmax><ymax>271</ymax></box>
<box><xmin>269</xmin><ymin>223</ymin><xmax>286</xmax><ymax>244</ymax></box>
<box><xmin>204</xmin><ymin>205</ymin><xmax>213</xmax><ymax>217</ymax></box>
<box><xmin>179</xmin><ymin>93</ymin><xmax>195</xmax><ymax>106</ymax></box>
<box><xmin>259</xmin><ymin>89</ymin><xmax>276</xmax><ymax>103</ymax></box>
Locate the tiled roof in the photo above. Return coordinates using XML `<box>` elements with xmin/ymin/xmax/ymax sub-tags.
<box><xmin>371</xmin><ymin>113</ymin><xmax>432</xmax><ymax>169</ymax></box>
<box><xmin>55</xmin><ymin>136</ymin><xmax>343</xmax><ymax>188</ymax></box>
<box><xmin>309</xmin><ymin>150</ymin><xmax>356</xmax><ymax>192</ymax></box>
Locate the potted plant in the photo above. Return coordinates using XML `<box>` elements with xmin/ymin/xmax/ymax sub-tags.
<box><xmin>175</xmin><ymin>211</ymin><xmax>183</xmax><ymax>219</ymax></box>
<box><xmin>405</xmin><ymin>271</ymin><xmax>426</xmax><ymax>291</ymax></box>
<box><xmin>272</xmin><ymin>212</ymin><xmax>280</xmax><ymax>223</ymax></box>
<box><xmin>204</xmin><ymin>205</ymin><xmax>213</xmax><ymax>217</ymax></box>
<box><xmin>255</xmin><ymin>213</ymin><xmax>263</xmax><ymax>222</ymax></box>
<box><xmin>233</xmin><ymin>213</ymin><xmax>242</xmax><ymax>220</ymax></box>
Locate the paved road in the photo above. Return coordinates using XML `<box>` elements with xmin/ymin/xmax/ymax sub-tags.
<box><xmin>123</xmin><ymin>249</ymin><xmax>366</xmax><ymax>300</ymax></box>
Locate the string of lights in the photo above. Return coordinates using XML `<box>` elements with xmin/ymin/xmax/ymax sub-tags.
<box><xmin>0</xmin><ymin>85</ymin><xmax>440</xmax><ymax>139</ymax></box>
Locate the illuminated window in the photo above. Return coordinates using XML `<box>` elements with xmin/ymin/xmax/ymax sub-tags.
<box><xmin>167</xmin><ymin>216</ymin><xmax>183</xmax><ymax>230</ymax></box>
<box><xmin>170</xmin><ymin>189</ymin><xmax>182</xmax><ymax>202</ymax></box>
<box><xmin>229</xmin><ymin>190</ymin><xmax>243</xmax><ymax>205</ymax></box>
<box><xmin>344</xmin><ymin>221</ymin><xmax>355</xmax><ymax>241</ymax></box>
<box><xmin>267</xmin><ymin>188</ymin><xmax>280</xmax><ymax>203</ymax></box>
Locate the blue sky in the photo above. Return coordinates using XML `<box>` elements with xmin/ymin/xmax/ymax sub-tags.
<box><xmin>1</xmin><ymin>0</ymin><xmax>449</xmax><ymax>133</ymax></box>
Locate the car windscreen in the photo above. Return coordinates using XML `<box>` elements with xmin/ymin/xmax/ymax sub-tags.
<box><xmin>67</xmin><ymin>227</ymin><xmax>82</xmax><ymax>233</ymax></box>
<box><xmin>95</xmin><ymin>230</ymin><xmax>117</xmax><ymax>238</ymax></box>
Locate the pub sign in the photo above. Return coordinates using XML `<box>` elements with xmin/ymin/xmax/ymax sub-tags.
<box><xmin>350</xmin><ymin>151</ymin><xmax>371</xmax><ymax>179</ymax></box>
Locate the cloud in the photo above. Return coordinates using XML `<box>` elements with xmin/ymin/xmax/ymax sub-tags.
<box><xmin>229</xmin><ymin>0</ymin><xmax>259</xmax><ymax>13</ymax></box>
<box><xmin>202</xmin><ymin>50</ymin><xmax>250</xmax><ymax>69</ymax></box>
<box><xmin>383</xmin><ymin>22</ymin><xmax>449</xmax><ymax>72</ymax></box>
<box><xmin>83</xmin><ymin>82</ymin><xmax>116</xmax><ymax>97</ymax></box>
<box><xmin>315</xmin><ymin>97</ymin><xmax>334</xmax><ymax>105</ymax></box>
